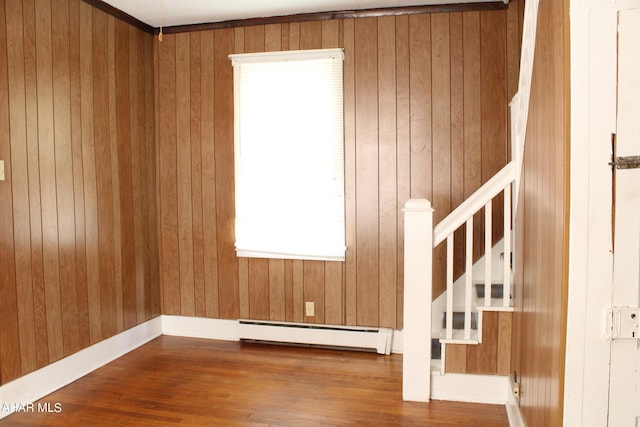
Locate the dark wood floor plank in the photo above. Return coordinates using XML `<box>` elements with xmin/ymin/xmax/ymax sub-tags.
<box><xmin>0</xmin><ymin>336</ymin><xmax>508</xmax><ymax>426</ymax></box>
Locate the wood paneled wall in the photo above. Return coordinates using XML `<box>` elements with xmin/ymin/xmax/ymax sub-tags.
<box><xmin>156</xmin><ymin>4</ymin><xmax>522</xmax><ymax>329</ymax></box>
<box><xmin>0</xmin><ymin>0</ymin><xmax>159</xmax><ymax>385</ymax></box>
<box><xmin>511</xmin><ymin>0</ymin><xmax>570</xmax><ymax>424</ymax></box>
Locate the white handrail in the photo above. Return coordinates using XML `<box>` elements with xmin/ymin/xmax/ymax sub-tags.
<box><xmin>433</xmin><ymin>162</ymin><xmax>516</xmax><ymax>246</ymax></box>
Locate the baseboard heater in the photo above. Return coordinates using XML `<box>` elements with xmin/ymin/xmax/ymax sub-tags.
<box><xmin>237</xmin><ymin>319</ymin><xmax>393</xmax><ymax>355</ymax></box>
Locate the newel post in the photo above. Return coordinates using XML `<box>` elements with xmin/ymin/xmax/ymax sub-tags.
<box><xmin>402</xmin><ymin>199</ymin><xmax>433</xmax><ymax>402</ymax></box>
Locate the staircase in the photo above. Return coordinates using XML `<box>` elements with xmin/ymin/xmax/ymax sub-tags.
<box><xmin>402</xmin><ymin>164</ymin><xmax>517</xmax><ymax>401</ymax></box>
<box><xmin>401</xmin><ymin>0</ymin><xmax>541</xmax><ymax>402</ymax></box>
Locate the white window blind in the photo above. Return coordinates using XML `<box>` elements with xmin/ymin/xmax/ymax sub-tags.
<box><xmin>230</xmin><ymin>48</ymin><xmax>345</xmax><ymax>261</ymax></box>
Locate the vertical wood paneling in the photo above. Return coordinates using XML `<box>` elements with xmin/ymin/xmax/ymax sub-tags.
<box><xmin>6</xmin><ymin>0</ymin><xmax>38</xmax><ymax>375</ymax></box>
<box><xmin>189</xmin><ymin>31</ymin><xmax>205</xmax><ymax>318</ymax></box>
<box><xmin>69</xmin><ymin>0</ymin><xmax>90</xmax><ymax>349</ymax></box>
<box><xmin>462</xmin><ymin>12</ymin><xmax>485</xmax><ymax>262</ymax></box>
<box><xmin>200</xmin><ymin>30</ymin><xmax>219</xmax><ymax>318</ymax></box>
<box><xmin>175</xmin><ymin>32</ymin><xmax>195</xmax><ymax>316</ymax></box>
<box><xmin>79</xmin><ymin>1</ymin><xmax>102</xmax><ymax>344</ymax></box>
<box><xmin>409</xmin><ymin>14</ymin><xmax>431</xmax><ymax>200</ymax></box>
<box><xmin>450</xmin><ymin>13</ymin><xmax>466</xmax><ymax>280</ymax></box>
<box><xmin>158</xmin><ymin>35</ymin><xmax>180</xmax><ymax>315</ymax></box>
<box><xmin>1</xmin><ymin>0</ymin><xmax>158</xmax><ymax>385</ymax></box>
<box><xmin>213</xmin><ymin>28</ymin><xmax>239</xmax><ymax>319</ymax></box>
<box><xmin>431</xmin><ymin>13</ymin><xmax>450</xmax><ymax>297</ymax></box>
<box><xmin>395</xmin><ymin>15</ymin><xmax>410</xmax><ymax>329</ymax></box>
<box><xmin>481</xmin><ymin>11</ymin><xmax>507</xmax><ymax>246</ymax></box>
<box><xmin>52</xmin><ymin>0</ymin><xmax>81</xmax><ymax>355</ymax></box>
<box><xmin>377</xmin><ymin>16</ymin><xmax>397</xmax><ymax>328</ymax></box>
<box><xmin>0</xmin><ymin>0</ymin><xmax>22</xmax><ymax>384</ymax></box>
<box><xmin>354</xmin><ymin>17</ymin><xmax>379</xmax><ymax>327</ymax></box>
<box><xmin>115</xmin><ymin>19</ymin><xmax>137</xmax><ymax>330</ymax></box>
<box><xmin>107</xmin><ymin>16</ymin><xmax>124</xmax><ymax>334</ymax></box>
<box><xmin>36</xmin><ymin>0</ymin><xmax>64</xmax><ymax>362</ymax></box>
<box><xmin>513</xmin><ymin>0</ymin><xmax>569</xmax><ymax>424</ymax></box>
<box><xmin>155</xmin><ymin>8</ymin><xmax>518</xmax><ymax>336</ymax></box>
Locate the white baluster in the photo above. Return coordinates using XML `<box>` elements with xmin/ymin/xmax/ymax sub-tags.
<box><xmin>446</xmin><ymin>234</ymin><xmax>454</xmax><ymax>340</ymax></box>
<box><xmin>485</xmin><ymin>200</ymin><xmax>492</xmax><ymax>307</ymax></box>
<box><xmin>465</xmin><ymin>218</ymin><xmax>473</xmax><ymax>340</ymax></box>
<box><xmin>503</xmin><ymin>185</ymin><xmax>511</xmax><ymax>307</ymax></box>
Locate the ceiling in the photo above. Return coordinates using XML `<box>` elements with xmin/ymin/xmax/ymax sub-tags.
<box><xmin>101</xmin><ymin>0</ymin><xmax>501</xmax><ymax>28</ymax></box>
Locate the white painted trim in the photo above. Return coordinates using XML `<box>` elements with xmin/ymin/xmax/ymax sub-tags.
<box><xmin>506</xmin><ymin>381</ymin><xmax>525</xmax><ymax>427</ymax></box>
<box><xmin>430</xmin><ymin>372</ymin><xmax>510</xmax><ymax>405</ymax></box>
<box><xmin>161</xmin><ymin>315</ymin><xmax>239</xmax><ymax>341</ymax></box>
<box><xmin>0</xmin><ymin>317</ymin><xmax>163</xmax><ymax>420</ymax></box>
<box><xmin>391</xmin><ymin>329</ymin><xmax>403</xmax><ymax>354</ymax></box>
<box><xmin>402</xmin><ymin>199</ymin><xmax>433</xmax><ymax>402</ymax></box>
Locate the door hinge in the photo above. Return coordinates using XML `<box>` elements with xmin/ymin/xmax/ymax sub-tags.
<box><xmin>609</xmin><ymin>155</ymin><xmax>640</xmax><ymax>169</ymax></box>
<box><xmin>605</xmin><ymin>307</ymin><xmax>640</xmax><ymax>340</ymax></box>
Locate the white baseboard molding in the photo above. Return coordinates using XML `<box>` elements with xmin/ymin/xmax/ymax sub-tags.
<box><xmin>161</xmin><ymin>315</ymin><xmax>239</xmax><ymax>341</ymax></box>
<box><xmin>506</xmin><ymin>381</ymin><xmax>525</xmax><ymax>427</ymax></box>
<box><xmin>431</xmin><ymin>373</ymin><xmax>510</xmax><ymax>405</ymax></box>
<box><xmin>0</xmin><ymin>317</ymin><xmax>162</xmax><ymax>420</ymax></box>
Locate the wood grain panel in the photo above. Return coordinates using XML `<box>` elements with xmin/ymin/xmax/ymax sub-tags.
<box><xmin>1</xmin><ymin>0</ymin><xmax>158</xmax><ymax>385</ymax></box>
<box><xmin>213</xmin><ymin>28</ymin><xmax>239</xmax><ymax>319</ymax></box>
<box><xmin>408</xmin><ymin>14</ymin><xmax>432</xmax><ymax>201</ymax></box>
<box><xmin>513</xmin><ymin>0</ymin><xmax>569</xmax><ymax>424</ymax></box>
<box><xmin>158</xmin><ymin>35</ymin><xmax>180</xmax><ymax>315</ymax></box>
<box><xmin>377</xmin><ymin>16</ymin><xmax>397</xmax><ymax>328</ymax></box>
<box><xmin>115</xmin><ymin>19</ymin><xmax>137</xmax><ymax>330</ymax></box>
<box><xmin>36</xmin><ymin>0</ymin><xmax>65</xmax><ymax>362</ymax></box>
<box><xmin>354</xmin><ymin>17</ymin><xmax>379</xmax><ymax>327</ymax></box>
<box><xmin>155</xmin><ymin>9</ymin><xmax>518</xmax><ymax>333</ymax></box>
<box><xmin>107</xmin><ymin>16</ymin><xmax>124</xmax><ymax>334</ymax></box>
<box><xmin>0</xmin><ymin>0</ymin><xmax>22</xmax><ymax>384</ymax></box>
<box><xmin>189</xmin><ymin>31</ymin><xmax>205</xmax><ymax>318</ymax></box>
<box><xmin>395</xmin><ymin>15</ymin><xmax>410</xmax><ymax>329</ymax></box>
<box><xmin>6</xmin><ymin>0</ymin><xmax>38</xmax><ymax>375</ymax></box>
<box><xmin>431</xmin><ymin>13</ymin><xmax>450</xmax><ymax>297</ymax></box>
<box><xmin>69</xmin><ymin>0</ymin><xmax>91</xmax><ymax>349</ymax></box>
<box><xmin>200</xmin><ymin>30</ymin><xmax>219</xmax><ymax>318</ymax></box>
<box><xmin>481</xmin><ymin>11</ymin><xmax>507</xmax><ymax>246</ymax></box>
<box><xmin>176</xmin><ymin>32</ymin><xmax>196</xmax><ymax>316</ymax></box>
<box><xmin>79</xmin><ymin>1</ymin><xmax>102</xmax><ymax>344</ymax></box>
<box><xmin>53</xmin><ymin>0</ymin><xmax>82</xmax><ymax>355</ymax></box>
<box><xmin>444</xmin><ymin>312</ymin><xmax>512</xmax><ymax>375</ymax></box>
<box><xmin>466</xmin><ymin>311</ymin><xmax>498</xmax><ymax>374</ymax></box>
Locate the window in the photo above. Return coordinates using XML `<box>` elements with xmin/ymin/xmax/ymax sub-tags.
<box><xmin>230</xmin><ymin>48</ymin><xmax>345</xmax><ymax>261</ymax></box>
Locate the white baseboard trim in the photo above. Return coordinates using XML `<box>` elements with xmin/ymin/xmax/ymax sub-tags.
<box><xmin>506</xmin><ymin>381</ymin><xmax>525</xmax><ymax>427</ymax></box>
<box><xmin>431</xmin><ymin>373</ymin><xmax>510</xmax><ymax>405</ymax></box>
<box><xmin>0</xmin><ymin>317</ymin><xmax>162</xmax><ymax>420</ymax></box>
<box><xmin>161</xmin><ymin>315</ymin><xmax>239</xmax><ymax>341</ymax></box>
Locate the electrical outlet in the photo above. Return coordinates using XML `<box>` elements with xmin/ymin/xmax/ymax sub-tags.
<box><xmin>0</xmin><ymin>160</ymin><xmax>5</xmax><ymax>181</ymax></box>
<box><xmin>305</xmin><ymin>301</ymin><xmax>315</xmax><ymax>317</ymax></box>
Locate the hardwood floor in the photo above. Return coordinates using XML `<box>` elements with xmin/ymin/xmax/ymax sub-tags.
<box><xmin>1</xmin><ymin>336</ymin><xmax>508</xmax><ymax>426</ymax></box>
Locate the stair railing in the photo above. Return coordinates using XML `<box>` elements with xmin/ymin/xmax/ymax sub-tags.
<box><xmin>401</xmin><ymin>0</ymin><xmax>540</xmax><ymax>403</ymax></box>
<box><xmin>434</xmin><ymin>162</ymin><xmax>516</xmax><ymax>342</ymax></box>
